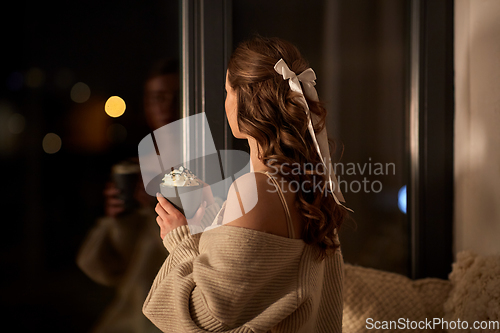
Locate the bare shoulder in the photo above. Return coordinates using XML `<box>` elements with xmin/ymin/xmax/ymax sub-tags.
<box><xmin>222</xmin><ymin>172</ymin><xmax>288</xmax><ymax>235</ymax></box>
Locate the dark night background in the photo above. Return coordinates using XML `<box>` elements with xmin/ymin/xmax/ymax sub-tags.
<box><xmin>1</xmin><ymin>1</ymin><xmax>178</xmax><ymax>331</ymax></box>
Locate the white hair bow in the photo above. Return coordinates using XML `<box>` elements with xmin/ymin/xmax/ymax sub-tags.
<box><xmin>274</xmin><ymin>58</ymin><xmax>353</xmax><ymax>212</ymax></box>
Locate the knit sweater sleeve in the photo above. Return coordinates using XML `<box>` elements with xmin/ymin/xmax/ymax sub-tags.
<box><xmin>143</xmin><ymin>224</ymin><xmax>308</xmax><ymax>333</ymax></box>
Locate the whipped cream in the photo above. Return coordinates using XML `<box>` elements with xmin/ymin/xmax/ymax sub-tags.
<box><xmin>161</xmin><ymin>166</ymin><xmax>200</xmax><ymax>187</ymax></box>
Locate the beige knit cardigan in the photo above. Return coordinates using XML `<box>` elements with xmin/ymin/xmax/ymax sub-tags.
<box><xmin>143</xmin><ymin>210</ymin><xmax>344</xmax><ymax>332</ymax></box>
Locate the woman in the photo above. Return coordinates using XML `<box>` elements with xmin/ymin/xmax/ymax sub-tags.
<box><xmin>143</xmin><ymin>36</ymin><xmax>350</xmax><ymax>332</ymax></box>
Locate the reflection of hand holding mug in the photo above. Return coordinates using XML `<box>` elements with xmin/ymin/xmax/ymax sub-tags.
<box><xmin>112</xmin><ymin>160</ymin><xmax>141</xmax><ymax>214</ymax></box>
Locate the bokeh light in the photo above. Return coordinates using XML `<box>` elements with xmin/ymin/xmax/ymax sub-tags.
<box><xmin>25</xmin><ymin>67</ymin><xmax>45</xmax><ymax>88</ymax></box>
<box><xmin>8</xmin><ymin>113</ymin><xmax>25</xmax><ymax>134</ymax></box>
<box><xmin>106</xmin><ymin>123</ymin><xmax>127</xmax><ymax>143</ymax></box>
<box><xmin>70</xmin><ymin>82</ymin><xmax>91</xmax><ymax>103</ymax></box>
<box><xmin>42</xmin><ymin>133</ymin><xmax>62</xmax><ymax>154</ymax></box>
<box><xmin>398</xmin><ymin>185</ymin><xmax>407</xmax><ymax>214</ymax></box>
<box><xmin>104</xmin><ymin>96</ymin><xmax>126</xmax><ymax>118</ymax></box>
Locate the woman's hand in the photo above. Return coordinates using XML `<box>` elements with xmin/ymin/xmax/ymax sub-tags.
<box><xmin>155</xmin><ymin>193</ymin><xmax>207</xmax><ymax>239</ymax></box>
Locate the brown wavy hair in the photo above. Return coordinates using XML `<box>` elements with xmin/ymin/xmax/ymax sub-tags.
<box><xmin>227</xmin><ymin>36</ymin><xmax>348</xmax><ymax>260</ymax></box>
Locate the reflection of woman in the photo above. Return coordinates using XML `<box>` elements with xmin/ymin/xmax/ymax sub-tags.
<box><xmin>76</xmin><ymin>59</ymin><xmax>181</xmax><ymax>333</ymax></box>
<box><xmin>144</xmin><ymin>36</ymin><xmax>350</xmax><ymax>332</ymax></box>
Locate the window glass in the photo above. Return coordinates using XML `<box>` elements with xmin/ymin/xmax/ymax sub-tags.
<box><xmin>233</xmin><ymin>0</ymin><xmax>409</xmax><ymax>275</ymax></box>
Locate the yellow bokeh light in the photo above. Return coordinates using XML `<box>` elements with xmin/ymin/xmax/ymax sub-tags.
<box><xmin>43</xmin><ymin>133</ymin><xmax>62</xmax><ymax>154</ymax></box>
<box><xmin>105</xmin><ymin>96</ymin><xmax>126</xmax><ymax>118</ymax></box>
<box><xmin>71</xmin><ymin>82</ymin><xmax>91</xmax><ymax>103</ymax></box>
